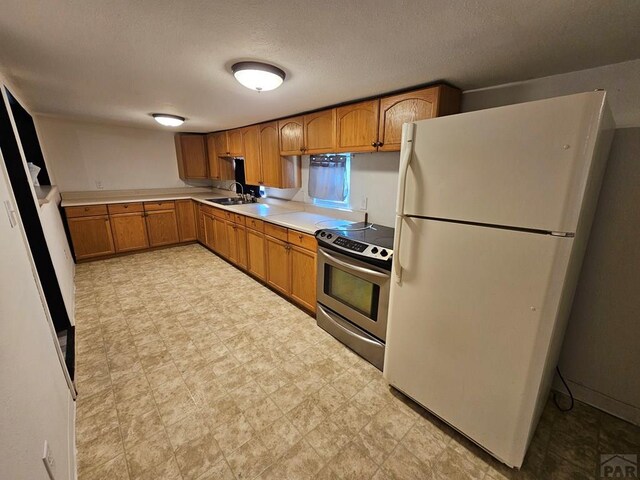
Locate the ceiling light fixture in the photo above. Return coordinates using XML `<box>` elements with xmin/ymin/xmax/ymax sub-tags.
<box><xmin>232</xmin><ymin>61</ymin><xmax>286</xmax><ymax>92</ymax></box>
<box><xmin>152</xmin><ymin>113</ymin><xmax>185</xmax><ymax>127</ymax></box>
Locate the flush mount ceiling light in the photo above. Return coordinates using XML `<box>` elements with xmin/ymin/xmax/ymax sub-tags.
<box><xmin>152</xmin><ymin>113</ymin><xmax>185</xmax><ymax>127</ymax></box>
<box><xmin>232</xmin><ymin>61</ymin><xmax>286</xmax><ymax>92</ymax></box>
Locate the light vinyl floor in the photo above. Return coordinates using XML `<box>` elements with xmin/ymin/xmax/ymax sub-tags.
<box><xmin>74</xmin><ymin>245</ymin><xmax>640</xmax><ymax>480</ymax></box>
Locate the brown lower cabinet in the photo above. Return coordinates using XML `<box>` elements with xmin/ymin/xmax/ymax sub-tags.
<box><xmin>176</xmin><ymin>200</ymin><xmax>198</xmax><ymax>242</ymax></box>
<box><xmin>226</xmin><ymin>221</ymin><xmax>248</xmax><ymax>269</ymax></box>
<box><xmin>146</xmin><ymin>209</ymin><xmax>180</xmax><ymax>247</ymax></box>
<box><xmin>66</xmin><ymin>200</ymin><xmax>197</xmax><ymax>261</ymax></box>
<box><xmin>197</xmin><ymin>203</ymin><xmax>317</xmax><ymax>312</ymax></box>
<box><xmin>67</xmin><ymin>215</ymin><xmax>115</xmax><ymax>260</ymax></box>
<box><xmin>110</xmin><ymin>212</ymin><xmax>149</xmax><ymax>253</ymax></box>
<box><xmin>213</xmin><ymin>216</ymin><xmax>228</xmax><ymax>257</ymax></box>
<box><xmin>246</xmin><ymin>227</ymin><xmax>266</xmax><ymax>281</ymax></box>
<box><xmin>289</xmin><ymin>245</ymin><xmax>317</xmax><ymax>311</ymax></box>
<box><xmin>265</xmin><ymin>235</ymin><xmax>291</xmax><ymax>295</ymax></box>
<box><xmin>265</xmin><ymin>230</ymin><xmax>317</xmax><ymax>312</ymax></box>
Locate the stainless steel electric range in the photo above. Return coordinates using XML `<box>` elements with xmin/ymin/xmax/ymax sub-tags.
<box><xmin>315</xmin><ymin>222</ymin><xmax>394</xmax><ymax>370</ymax></box>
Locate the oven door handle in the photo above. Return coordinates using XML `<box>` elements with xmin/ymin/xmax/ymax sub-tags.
<box><xmin>318</xmin><ymin>248</ymin><xmax>389</xmax><ymax>279</ymax></box>
<box><xmin>317</xmin><ymin>304</ymin><xmax>383</xmax><ymax>348</ymax></box>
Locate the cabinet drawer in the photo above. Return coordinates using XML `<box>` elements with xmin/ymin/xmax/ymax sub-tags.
<box><xmin>264</xmin><ymin>222</ymin><xmax>288</xmax><ymax>241</ymax></box>
<box><xmin>199</xmin><ymin>203</ymin><xmax>213</xmax><ymax>215</ymax></box>
<box><xmin>212</xmin><ymin>207</ymin><xmax>226</xmax><ymax>219</ymax></box>
<box><xmin>144</xmin><ymin>201</ymin><xmax>175</xmax><ymax>211</ymax></box>
<box><xmin>108</xmin><ymin>203</ymin><xmax>143</xmax><ymax>214</ymax></box>
<box><xmin>234</xmin><ymin>214</ymin><xmax>245</xmax><ymax>226</ymax></box>
<box><xmin>66</xmin><ymin>204</ymin><xmax>108</xmax><ymax>218</ymax></box>
<box><xmin>287</xmin><ymin>230</ymin><xmax>317</xmax><ymax>252</ymax></box>
<box><xmin>223</xmin><ymin>210</ymin><xmax>234</xmax><ymax>221</ymax></box>
<box><xmin>246</xmin><ymin>217</ymin><xmax>264</xmax><ymax>232</ymax></box>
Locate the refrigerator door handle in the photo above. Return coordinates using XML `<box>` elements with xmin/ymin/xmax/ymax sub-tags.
<box><xmin>393</xmin><ymin>215</ymin><xmax>403</xmax><ymax>284</ymax></box>
<box><xmin>395</xmin><ymin>123</ymin><xmax>415</xmax><ymax>216</ymax></box>
<box><xmin>393</xmin><ymin>123</ymin><xmax>415</xmax><ymax>284</ymax></box>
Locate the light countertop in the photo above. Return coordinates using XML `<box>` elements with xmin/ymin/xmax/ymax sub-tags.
<box><xmin>60</xmin><ymin>187</ymin><xmax>362</xmax><ymax>235</ymax></box>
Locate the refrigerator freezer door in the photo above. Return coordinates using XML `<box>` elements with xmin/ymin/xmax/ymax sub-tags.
<box><xmin>384</xmin><ymin>217</ymin><xmax>572</xmax><ymax>467</ymax></box>
<box><xmin>403</xmin><ymin>92</ymin><xmax>605</xmax><ymax>233</ymax></box>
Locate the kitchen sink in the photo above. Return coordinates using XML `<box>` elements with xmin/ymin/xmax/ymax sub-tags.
<box><xmin>207</xmin><ymin>197</ymin><xmax>250</xmax><ymax>206</ymax></box>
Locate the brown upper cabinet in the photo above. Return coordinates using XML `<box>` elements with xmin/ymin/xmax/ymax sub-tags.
<box><xmin>259</xmin><ymin>122</ymin><xmax>281</xmax><ymax>186</ymax></box>
<box><xmin>278</xmin><ymin>116</ymin><xmax>304</xmax><ymax>156</ymax></box>
<box><xmin>175</xmin><ymin>134</ymin><xmax>208</xmax><ymax>180</ymax></box>
<box><xmin>336</xmin><ymin>100</ymin><xmax>380</xmax><ymax>153</ymax></box>
<box><xmin>377</xmin><ymin>85</ymin><xmax>461</xmax><ymax>151</ymax></box>
<box><xmin>242</xmin><ymin>125</ymin><xmax>262</xmax><ymax>186</ymax></box>
<box><xmin>303</xmin><ymin>109</ymin><xmax>336</xmax><ymax>154</ymax></box>
<box><xmin>227</xmin><ymin>128</ymin><xmax>244</xmax><ymax>157</ymax></box>
<box><xmin>242</xmin><ymin>122</ymin><xmax>301</xmax><ymax>188</ymax></box>
<box><xmin>206</xmin><ymin>134</ymin><xmax>221</xmax><ymax>180</ymax></box>
<box><xmin>180</xmin><ymin>84</ymin><xmax>460</xmax><ymax>182</ymax></box>
<box><xmin>213</xmin><ymin>131</ymin><xmax>230</xmax><ymax>157</ymax></box>
<box><xmin>277</xmin><ymin>109</ymin><xmax>336</xmax><ymax>156</ymax></box>
<box><xmin>210</xmin><ymin>129</ymin><xmax>243</xmax><ymax>158</ymax></box>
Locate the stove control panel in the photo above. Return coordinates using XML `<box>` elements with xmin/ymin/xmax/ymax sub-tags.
<box><xmin>333</xmin><ymin>236</ymin><xmax>367</xmax><ymax>252</ymax></box>
<box><xmin>316</xmin><ymin>230</ymin><xmax>393</xmax><ymax>263</ymax></box>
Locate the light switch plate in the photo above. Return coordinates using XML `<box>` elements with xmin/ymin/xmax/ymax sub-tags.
<box><xmin>42</xmin><ymin>440</ymin><xmax>56</xmax><ymax>480</ymax></box>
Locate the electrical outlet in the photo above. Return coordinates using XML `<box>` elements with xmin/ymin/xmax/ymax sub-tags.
<box><xmin>42</xmin><ymin>440</ymin><xmax>56</xmax><ymax>480</ymax></box>
<box><xmin>95</xmin><ymin>180</ymin><xmax>104</xmax><ymax>190</ymax></box>
<box><xmin>358</xmin><ymin>196</ymin><xmax>368</xmax><ymax>210</ymax></box>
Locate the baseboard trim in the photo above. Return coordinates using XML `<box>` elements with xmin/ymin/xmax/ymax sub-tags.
<box><xmin>553</xmin><ymin>378</ymin><xmax>640</xmax><ymax>426</ymax></box>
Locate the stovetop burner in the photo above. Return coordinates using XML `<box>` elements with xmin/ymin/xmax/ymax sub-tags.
<box><xmin>315</xmin><ymin>222</ymin><xmax>395</xmax><ymax>267</ymax></box>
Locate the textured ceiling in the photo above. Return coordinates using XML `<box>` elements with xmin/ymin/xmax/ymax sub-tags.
<box><xmin>1</xmin><ymin>0</ymin><xmax>639</xmax><ymax>132</ymax></box>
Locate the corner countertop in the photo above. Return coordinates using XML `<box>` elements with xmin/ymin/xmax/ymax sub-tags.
<box><xmin>60</xmin><ymin>187</ymin><xmax>364</xmax><ymax>235</ymax></box>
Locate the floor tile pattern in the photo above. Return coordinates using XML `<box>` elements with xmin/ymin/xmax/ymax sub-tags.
<box><xmin>74</xmin><ymin>245</ymin><xmax>640</xmax><ymax>479</ymax></box>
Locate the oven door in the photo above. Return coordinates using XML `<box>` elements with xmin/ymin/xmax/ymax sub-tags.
<box><xmin>317</xmin><ymin>247</ymin><xmax>390</xmax><ymax>341</ymax></box>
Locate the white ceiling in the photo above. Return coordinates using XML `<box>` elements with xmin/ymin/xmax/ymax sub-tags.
<box><xmin>1</xmin><ymin>1</ymin><xmax>639</xmax><ymax>132</ymax></box>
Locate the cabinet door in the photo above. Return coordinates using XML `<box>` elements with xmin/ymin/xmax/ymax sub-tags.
<box><xmin>197</xmin><ymin>207</ymin><xmax>206</xmax><ymax>244</ymax></box>
<box><xmin>206</xmin><ymin>133</ymin><xmax>221</xmax><ymax>179</ymax></box>
<box><xmin>242</xmin><ymin>125</ymin><xmax>262</xmax><ymax>186</ymax></box>
<box><xmin>146</xmin><ymin>210</ymin><xmax>180</xmax><ymax>247</ymax></box>
<box><xmin>259</xmin><ymin>122</ymin><xmax>281</xmax><ymax>187</ymax></box>
<box><xmin>236</xmin><ymin>224</ymin><xmax>248</xmax><ymax>270</ymax></box>
<box><xmin>110</xmin><ymin>213</ymin><xmax>149</xmax><ymax>252</ymax></box>
<box><xmin>265</xmin><ymin>235</ymin><xmax>290</xmax><ymax>295</ymax></box>
<box><xmin>228</xmin><ymin>128</ymin><xmax>244</xmax><ymax>157</ymax></box>
<box><xmin>203</xmin><ymin>213</ymin><xmax>216</xmax><ymax>250</ymax></box>
<box><xmin>176</xmin><ymin>134</ymin><xmax>209</xmax><ymax>179</ymax></box>
<box><xmin>176</xmin><ymin>200</ymin><xmax>197</xmax><ymax>242</ymax></box>
<box><xmin>226</xmin><ymin>221</ymin><xmax>238</xmax><ymax>264</ymax></box>
<box><xmin>336</xmin><ymin>100</ymin><xmax>380</xmax><ymax>153</ymax></box>
<box><xmin>68</xmin><ymin>215</ymin><xmax>115</xmax><ymax>260</ymax></box>
<box><xmin>378</xmin><ymin>88</ymin><xmax>437</xmax><ymax>151</ymax></box>
<box><xmin>213</xmin><ymin>131</ymin><xmax>230</xmax><ymax>157</ymax></box>
<box><xmin>278</xmin><ymin>115</ymin><xmax>304</xmax><ymax>156</ymax></box>
<box><xmin>214</xmin><ymin>216</ymin><xmax>228</xmax><ymax>257</ymax></box>
<box><xmin>246</xmin><ymin>228</ymin><xmax>266</xmax><ymax>281</ymax></box>
<box><xmin>304</xmin><ymin>109</ymin><xmax>336</xmax><ymax>154</ymax></box>
<box><xmin>289</xmin><ymin>245</ymin><xmax>317</xmax><ymax>312</ymax></box>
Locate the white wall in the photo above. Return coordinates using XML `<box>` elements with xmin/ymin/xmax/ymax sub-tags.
<box><xmin>266</xmin><ymin>151</ymin><xmax>401</xmax><ymax>227</ymax></box>
<box><xmin>464</xmin><ymin>59</ymin><xmax>640</xmax><ymax>424</ymax></box>
<box><xmin>35</xmin><ymin>115</ymin><xmax>191</xmax><ymax>192</ymax></box>
<box><xmin>0</xmin><ymin>163</ymin><xmax>75</xmax><ymax>480</ymax></box>
<box><xmin>39</xmin><ymin>190</ymin><xmax>76</xmax><ymax>322</ymax></box>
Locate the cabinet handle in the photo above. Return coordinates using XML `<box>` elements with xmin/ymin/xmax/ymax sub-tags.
<box><xmin>377</xmin><ymin>141</ymin><xmax>383</xmax><ymax>147</ymax></box>
<box><xmin>371</xmin><ymin>142</ymin><xmax>377</xmax><ymax>147</ymax></box>
<box><xmin>298</xmin><ymin>234</ymin><xmax>303</xmax><ymax>240</ymax></box>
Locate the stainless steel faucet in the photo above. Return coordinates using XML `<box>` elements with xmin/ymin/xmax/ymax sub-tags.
<box><xmin>228</xmin><ymin>182</ymin><xmax>244</xmax><ymax>197</ymax></box>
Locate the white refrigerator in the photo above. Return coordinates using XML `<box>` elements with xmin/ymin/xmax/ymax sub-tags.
<box><xmin>383</xmin><ymin>91</ymin><xmax>614</xmax><ymax>468</ymax></box>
